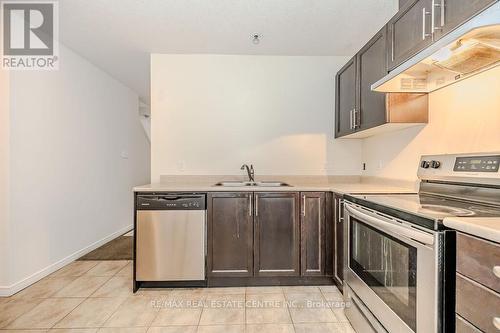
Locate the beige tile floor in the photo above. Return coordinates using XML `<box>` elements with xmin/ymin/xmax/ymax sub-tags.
<box><xmin>0</xmin><ymin>260</ymin><xmax>356</xmax><ymax>333</ymax></box>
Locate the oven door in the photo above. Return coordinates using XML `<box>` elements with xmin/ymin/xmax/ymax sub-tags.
<box><xmin>344</xmin><ymin>202</ymin><xmax>439</xmax><ymax>333</ymax></box>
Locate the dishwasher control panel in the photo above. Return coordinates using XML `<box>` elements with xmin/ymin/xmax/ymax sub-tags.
<box><xmin>136</xmin><ymin>194</ymin><xmax>206</xmax><ymax>210</ymax></box>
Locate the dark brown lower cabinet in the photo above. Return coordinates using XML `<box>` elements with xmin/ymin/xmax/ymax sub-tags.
<box><xmin>207</xmin><ymin>192</ymin><xmax>253</xmax><ymax>277</ymax></box>
<box><xmin>333</xmin><ymin>193</ymin><xmax>344</xmax><ymax>288</ymax></box>
<box><xmin>456</xmin><ymin>232</ymin><xmax>500</xmax><ymax>293</ymax></box>
<box><xmin>254</xmin><ymin>192</ymin><xmax>300</xmax><ymax>277</ymax></box>
<box><xmin>455</xmin><ymin>231</ymin><xmax>500</xmax><ymax>333</ymax></box>
<box><xmin>208</xmin><ymin>191</ymin><xmax>331</xmax><ymax>283</ymax></box>
<box><xmin>456</xmin><ymin>273</ymin><xmax>500</xmax><ymax>332</ymax></box>
<box><xmin>300</xmin><ymin>192</ymin><xmax>326</xmax><ymax>276</ymax></box>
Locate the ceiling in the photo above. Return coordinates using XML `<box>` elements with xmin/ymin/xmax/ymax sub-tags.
<box><xmin>59</xmin><ymin>0</ymin><xmax>398</xmax><ymax>103</ymax></box>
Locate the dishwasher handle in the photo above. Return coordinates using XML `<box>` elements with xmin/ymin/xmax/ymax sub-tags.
<box><xmin>136</xmin><ymin>194</ymin><xmax>206</xmax><ymax>210</ymax></box>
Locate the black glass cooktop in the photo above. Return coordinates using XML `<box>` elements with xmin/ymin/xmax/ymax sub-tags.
<box><xmin>345</xmin><ymin>193</ymin><xmax>500</xmax><ymax>230</ymax></box>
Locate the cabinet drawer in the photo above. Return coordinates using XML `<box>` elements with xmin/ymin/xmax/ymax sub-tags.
<box><xmin>456</xmin><ymin>314</ymin><xmax>482</xmax><ymax>333</ymax></box>
<box><xmin>457</xmin><ymin>232</ymin><xmax>500</xmax><ymax>293</ymax></box>
<box><xmin>456</xmin><ymin>273</ymin><xmax>500</xmax><ymax>332</ymax></box>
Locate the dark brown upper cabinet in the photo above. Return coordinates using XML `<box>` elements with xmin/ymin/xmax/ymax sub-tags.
<box><xmin>399</xmin><ymin>0</ymin><xmax>414</xmax><ymax>9</ymax></box>
<box><xmin>254</xmin><ymin>192</ymin><xmax>300</xmax><ymax>277</ymax></box>
<box><xmin>432</xmin><ymin>0</ymin><xmax>497</xmax><ymax>41</ymax></box>
<box><xmin>335</xmin><ymin>57</ymin><xmax>357</xmax><ymax>138</ymax></box>
<box><xmin>388</xmin><ymin>0</ymin><xmax>434</xmax><ymax>71</ymax></box>
<box><xmin>335</xmin><ymin>25</ymin><xmax>428</xmax><ymax>139</ymax></box>
<box><xmin>300</xmin><ymin>192</ymin><xmax>326</xmax><ymax>276</ymax></box>
<box><xmin>207</xmin><ymin>192</ymin><xmax>254</xmax><ymax>277</ymax></box>
<box><xmin>357</xmin><ymin>27</ymin><xmax>389</xmax><ymax>132</ymax></box>
<box><xmin>332</xmin><ymin>0</ymin><xmax>500</xmax><ymax>138</ymax></box>
<box><xmin>388</xmin><ymin>0</ymin><xmax>497</xmax><ymax>71</ymax></box>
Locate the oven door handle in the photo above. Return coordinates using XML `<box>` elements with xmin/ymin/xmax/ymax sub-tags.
<box><xmin>346</xmin><ymin>204</ymin><xmax>435</xmax><ymax>246</ymax></box>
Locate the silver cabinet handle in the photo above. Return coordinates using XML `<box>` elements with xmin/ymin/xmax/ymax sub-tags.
<box><xmin>431</xmin><ymin>0</ymin><xmax>444</xmax><ymax>32</ymax></box>
<box><xmin>493</xmin><ymin>317</ymin><xmax>500</xmax><ymax>330</ymax></box>
<box><xmin>349</xmin><ymin>109</ymin><xmax>353</xmax><ymax>130</ymax></box>
<box><xmin>439</xmin><ymin>0</ymin><xmax>445</xmax><ymax>28</ymax></box>
<box><xmin>236</xmin><ymin>213</ymin><xmax>240</xmax><ymax>238</ymax></box>
<box><xmin>302</xmin><ymin>195</ymin><xmax>306</xmax><ymax>217</ymax></box>
<box><xmin>351</xmin><ymin>109</ymin><xmax>355</xmax><ymax>130</ymax></box>
<box><xmin>493</xmin><ymin>266</ymin><xmax>500</xmax><ymax>279</ymax></box>
<box><xmin>248</xmin><ymin>194</ymin><xmax>252</xmax><ymax>217</ymax></box>
<box><xmin>353</xmin><ymin>109</ymin><xmax>356</xmax><ymax>129</ymax></box>
<box><xmin>335</xmin><ymin>199</ymin><xmax>339</xmax><ymax>222</ymax></box>
<box><xmin>353</xmin><ymin>108</ymin><xmax>359</xmax><ymax>129</ymax></box>
<box><xmin>337</xmin><ymin>199</ymin><xmax>344</xmax><ymax>222</ymax></box>
<box><xmin>431</xmin><ymin>0</ymin><xmax>437</xmax><ymax>33</ymax></box>
<box><xmin>255</xmin><ymin>194</ymin><xmax>259</xmax><ymax>217</ymax></box>
<box><xmin>422</xmin><ymin>7</ymin><xmax>432</xmax><ymax>40</ymax></box>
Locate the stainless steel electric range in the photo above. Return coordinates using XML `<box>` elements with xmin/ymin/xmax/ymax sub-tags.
<box><xmin>342</xmin><ymin>153</ymin><xmax>500</xmax><ymax>333</ymax></box>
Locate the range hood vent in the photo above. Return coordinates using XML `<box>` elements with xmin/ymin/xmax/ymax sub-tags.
<box><xmin>373</xmin><ymin>3</ymin><xmax>500</xmax><ymax>93</ymax></box>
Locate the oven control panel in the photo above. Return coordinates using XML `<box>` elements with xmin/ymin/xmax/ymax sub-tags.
<box><xmin>418</xmin><ymin>153</ymin><xmax>500</xmax><ymax>186</ymax></box>
<box><xmin>453</xmin><ymin>155</ymin><xmax>500</xmax><ymax>172</ymax></box>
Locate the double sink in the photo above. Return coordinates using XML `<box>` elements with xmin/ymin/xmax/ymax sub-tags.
<box><xmin>214</xmin><ymin>181</ymin><xmax>291</xmax><ymax>187</ymax></box>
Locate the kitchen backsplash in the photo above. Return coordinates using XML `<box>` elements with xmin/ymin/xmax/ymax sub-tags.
<box><xmin>362</xmin><ymin>66</ymin><xmax>500</xmax><ymax>182</ymax></box>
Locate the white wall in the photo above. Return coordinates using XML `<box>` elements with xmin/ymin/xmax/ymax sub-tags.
<box><xmin>0</xmin><ymin>67</ymin><xmax>10</xmax><ymax>287</ymax></box>
<box><xmin>1</xmin><ymin>45</ymin><xmax>150</xmax><ymax>295</ymax></box>
<box><xmin>151</xmin><ymin>54</ymin><xmax>362</xmax><ymax>182</ymax></box>
<box><xmin>362</xmin><ymin>66</ymin><xmax>500</xmax><ymax>182</ymax></box>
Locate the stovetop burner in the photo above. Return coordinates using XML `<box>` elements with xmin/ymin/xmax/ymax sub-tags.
<box><xmin>345</xmin><ymin>153</ymin><xmax>500</xmax><ymax>230</ymax></box>
<box><xmin>346</xmin><ymin>193</ymin><xmax>500</xmax><ymax>230</ymax></box>
<box><xmin>419</xmin><ymin>204</ymin><xmax>476</xmax><ymax>217</ymax></box>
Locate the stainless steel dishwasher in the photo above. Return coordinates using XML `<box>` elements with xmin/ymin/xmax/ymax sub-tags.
<box><xmin>135</xmin><ymin>193</ymin><xmax>206</xmax><ymax>283</ymax></box>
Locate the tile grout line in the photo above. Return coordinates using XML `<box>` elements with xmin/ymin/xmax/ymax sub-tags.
<box><xmin>283</xmin><ymin>287</ymin><xmax>298</xmax><ymax>333</ymax></box>
<box><xmin>196</xmin><ymin>289</ymin><xmax>204</xmax><ymax>330</ymax></box>
<box><xmin>44</xmin><ymin>296</ymin><xmax>86</xmax><ymax>331</ymax></box>
<box><xmin>244</xmin><ymin>289</ymin><xmax>247</xmax><ymax>333</ymax></box>
<box><xmin>96</xmin><ymin>295</ymin><xmax>129</xmax><ymax>329</ymax></box>
<box><xmin>146</xmin><ymin>290</ymin><xmax>168</xmax><ymax>329</ymax></box>
<box><xmin>47</xmin><ymin>262</ymin><xmax>126</xmax><ymax>330</ymax></box>
<box><xmin>6</xmin><ymin>267</ymin><xmax>353</xmax><ymax>332</ymax></box>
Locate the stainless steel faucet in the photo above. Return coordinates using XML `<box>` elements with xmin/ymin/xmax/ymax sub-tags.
<box><xmin>241</xmin><ymin>164</ymin><xmax>255</xmax><ymax>182</ymax></box>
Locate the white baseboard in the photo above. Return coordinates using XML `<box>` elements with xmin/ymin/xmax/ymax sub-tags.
<box><xmin>0</xmin><ymin>224</ymin><xmax>133</xmax><ymax>297</ymax></box>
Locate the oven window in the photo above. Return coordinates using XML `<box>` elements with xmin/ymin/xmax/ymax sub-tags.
<box><xmin>350</xmin><ymin>218</ymin><xmax>417</xmax><ymax>331</ymax></box>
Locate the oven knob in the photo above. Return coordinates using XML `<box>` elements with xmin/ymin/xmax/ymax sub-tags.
<box><xmin>431</xmin><ymin>160</ymin><xmax>441</xmax><ymax>169</ymax></box>
<box><xmin>421</xmin><ymin>160</ymin><xmax>430</xmax><ymax>169</ymax></box>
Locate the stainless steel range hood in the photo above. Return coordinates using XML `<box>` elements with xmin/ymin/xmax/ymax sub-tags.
<box><xmin>373</xmin><ymin>2</ymin><xmax>500</xmax><ymax>93</ymax></box>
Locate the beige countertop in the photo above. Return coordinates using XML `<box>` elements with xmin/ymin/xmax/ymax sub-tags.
<box><xmin>443</xmin><ymin>217</ymin><xmax>500</xmax><ymax>243</ymax></box>
<box><xmin>133</xmin><ymin>175</ymin><xmax>417</xmax><ymax>195</ymax></box>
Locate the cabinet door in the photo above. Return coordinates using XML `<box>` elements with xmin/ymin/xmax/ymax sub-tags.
<box><xmin>335</xmin><ymin>57</ymin><xmax>357</xmax><ymax>138</ymax></box>
<box><xmin>300</xmin><ymin>192</ymin><xmax>326</xmax><ymax>276</ymax></box>
<box><xmin>357</xmin><ymin>26</ymin><xmax>388</xmax><ymax>131</ymax></box>
<box><xmin>388</xmin><ymin>0</ymin><xmax>434</xmax><ymax>70</ymax></box>
<box><xmin>399</xmin><ymin>0</ymin><xmax>414</xmax><ymax>9</ymax></box>
<box><xmin>333</xmin><ymin>195</ymin><xmax>344</xmax><ymax>288</ymax></box>
<box><xmin>433</xmin><ymin>0</ymin><xmax>497</xmax><ymax>40</ymax></box>
<box><xmin>207</xmin><ymin>192</ymin><xmax>253</xmax><ymax>277</ymax></box>
<box><xmin>254</xmin><ymin>192</ymin><xmax>300</xmax><ymax>276</ymax></box>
